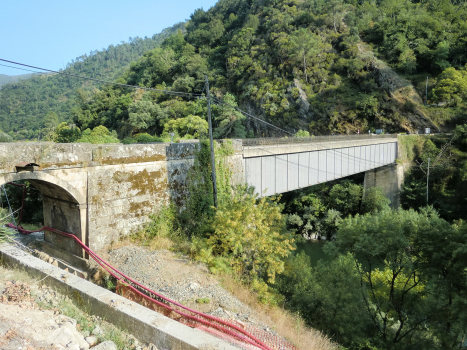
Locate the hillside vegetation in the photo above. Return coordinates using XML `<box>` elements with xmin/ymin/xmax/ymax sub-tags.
<box><xmin>0</xmin><ymin>73</ymin><xmax>45</xmax><ymax>88</ymax></box>
<box><xmin>65</xmin><ymin>0</ymin><xmax>467</xmax><ymax>141</ymax></box>
<box><xmin>0</xmin><ymin>23</ymin><xmax>184</xmax><ymax>140</ymax></box>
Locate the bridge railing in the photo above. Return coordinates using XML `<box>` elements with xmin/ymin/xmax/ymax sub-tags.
<box><xmin>241</xmin><ymin>134</ymin><xmax>398</xmax><ymax>147</ymax></box>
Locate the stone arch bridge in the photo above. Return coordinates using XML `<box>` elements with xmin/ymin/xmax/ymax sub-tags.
<box><xmin>0</xmin><ymin>135</ymin><xmax>400</xmax><ymax>264</ymax></box>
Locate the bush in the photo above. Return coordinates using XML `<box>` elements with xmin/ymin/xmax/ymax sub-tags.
<box><xmin>77</xmin><ymin>126</ymin><xmax>120</xmax><ymax>144</ymax></box>
<box><xmin>0</xmin><ymin>131</ymin><xmax>13</xmax><ymax>142</ymax></box>
<box><xmin>192</xmin><ymin>187</ymin><xmax>295</xmax><ymax>303</ymax></box>
<box><xmin>122</xmin><ymin>133</ymin><xmax>164</xmax><ymax>144</ymax></box>
<box><xmin>133</xmin><ymin>203</ymin><xmax>181</xmax><ymax>250</ymax></box>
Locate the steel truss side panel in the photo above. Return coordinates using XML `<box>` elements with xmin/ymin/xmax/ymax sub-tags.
<box><xmin>276</xmin><ymin>155</ymin><xmax>288</xmax><ymax>194</ymax></box>
<box><xmin>348</xmin><ymin>147</ymin><xmax>356</xmax><ymax>175</ymax></box>
<box><xmin>341</xmin><ymin>148</ymin><xmax>350</xmax><ymax>177</ymax></box>
<box><xmin>318</xmin><ymin>150</ymin><xmax>327</xmax><ymax>183</ymax></box>
<box><xmin>299</xmin><ymin>152</ymin><xmax>310</xmax><ymax>188</ymax></box>
<box><xmin>357</xmin><ymin>146</ymin><xmax>364</xmax><ymax>173</ymax></box>
<box><xmin>383</xmin><ymin>143</ymin><xmax>388</xmax><ymax>165</ymax></box>
<box><xmin>288</xmin><ymin>153</ymin><xmax>299</xmax><ymax>191</ymax></box>
<box><xmin>261</xmin><ymin>156</ymin><xmax>276</xmax><ymax>197</ymax></box>
<box><xmin>326</xmin><ymin>149</ymin><xmax>336</xmax><ymax>182</ymax></box>
<box><xmin>375</xmin><ymin>143</ymin><xmax>382</xmax><ymax>167</ymax></box>
<box><xmin>245</xmin><ymin>157</ymin><xmax>262</xmax><ymax>196</ymax></box>
<box><xmin>310</xmin><ymin>151</ymin><xmax>319</xmax><ymax>185</ymax></box>
<box><xmin>335</xmin><ymin>148</ymin><xmax>343</xmax><ymax>178</ymax></box>
<box><xmin>391</xmin><ymin>142</ymin><xmax>397</xmax><ymax>162</ymax></box>
<box><xmin>369</xmin><ymin>144</ymin><xmax>376</xmax><ymax>169</ymax></box>
<box><xmin>363</xmin><ymin>145</ymin><xmax>372</xmax><ymax>171</ymax></box>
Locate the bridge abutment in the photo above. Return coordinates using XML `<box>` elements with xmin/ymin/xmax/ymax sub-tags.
<box><xmin>363</xmin><ymin>163</ymin><xmax>404</xmax><ymax>208</ymax></box>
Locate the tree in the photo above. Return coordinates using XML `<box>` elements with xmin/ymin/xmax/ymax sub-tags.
<box><xmin>213</xmin><ymin>93</ymin><xmax>246</xmax><ymax>139</ymax></box>
<box><xmin>361</xmin><ymin>186</ymin><xmax>391</xmax><ymax>214</ymax></box>
<box><xmin>276</xmin><ymin>252</ymin><xmax>370</xmax><ymax>346</ymax></box>
<box><xmin>432</xmin><ymin>66</ymin><xmax>467</xmax><ymax>105</ymax></box>
<box><xmin>0</xmin><ymin>130</ymin><xmax>12</xmax><ymax>142</ymax></box>
<box><xmin>328</xmin><ymin>180</ymin><xmax>362</xmax><ymax>217</ymax></box>
<box><xmin>44</xmin><ymin>111</ymin><xmax>59</xmax><ymax>129</ymax></box>
<box><xmin>198</xmin><ymin>187</ymin><xmax>294</xmax><ymax>286</ymax></box>
<box><xmin>77</xmin><ymin>125</ymin><xmax>120</xmax><ymax>144</ymax></box>
<box><xmin>52</xmin><ymin>122</ymin><xmax>81</xmax><ymax>143</ymax></box>
<box><xmin>290</xmin><ymin>29</ymin><xmax>320</xmax><ymax>83</ymax></box>
<box><xmin>128</xmin><ymin>100</ymin><xmax>166</xmax><ymax>132</ymax></box>
<box><xmin>332</xmin><ymin>207</ymin><xmax>467</xmax><ymax>349</ymax></box>
<box><xmin>163</xmin><ymin>115</ymin><xmax>208</xmax><ymax>139</ymax></box>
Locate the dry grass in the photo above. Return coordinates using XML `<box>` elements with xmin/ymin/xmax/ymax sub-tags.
<box><xmin>218</xmin><ymin>274</ymin><xmax>339</xmax><ymax>350</ymax></box>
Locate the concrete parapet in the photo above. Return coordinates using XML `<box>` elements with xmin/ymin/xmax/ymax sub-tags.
<box><xmin>0</xmin><ymin>243</ymin><xmax>238</xmax><ymax>350</ymax></box>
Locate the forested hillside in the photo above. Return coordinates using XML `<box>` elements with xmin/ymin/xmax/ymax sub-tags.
<box><xmin>0</xmin><ymin>22</ymin><xmax>184</xmax><ymax>139</ymax></box>
<box><xmin>0</xmin><ymin>73</ymin><xmax>44</xmax><ymax>88</ymax></box>
<box><xmin>67</xmin><ymin>0</ymin><xmax>467</xmax><ymax>141</ymax></box>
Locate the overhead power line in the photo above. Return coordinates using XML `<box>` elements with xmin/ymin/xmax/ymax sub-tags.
<box><xmin>0</xmin><ymin>58</ymin><xmax>203</xmax><ymax>99</ymax></box>
<box><xmin>211</xmin><ymin>97</ymin><xmax>295</xmax><ymax>136</ymax></box>
<box><xmin>2</xmin><ymin>58</ymin><xmax>397</xmax><ymax>170</ymax></box>
<box><xmin>211</xmin><ymin>97</ymin><xmax>395</xmax><ymax>167</ymax></box>
<box><xmin>0</xmin><ymin>63</ymin><xmax>43</xmax><ymax>74</ymax></box>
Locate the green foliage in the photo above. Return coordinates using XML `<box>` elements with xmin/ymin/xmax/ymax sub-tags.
<box><xmin>193</xmin><ymin>186</ymin><xmax>294</xmax><ymax>303</ymax></box>
<box><xmin>283</xmin><ymin>179</ymin><xmax>390</xmax><ymax>239</ymax></box>
<box><xmin>128</xmin><ymin>100</ymin><xmax>166</xmax><ymax>131</ymax></box>
<box><xmin>329</xmin><ymin>207</ymin><xmax>467</xmax><ymax>349</ymax></box>
<box><xmin>52</xmin><ymin>122</ymin><xmax>81</xmax><ymax>143</ymax></box>
<box><xmin>201</xmin><ymin>189</ymin><xmax>293</xmax><ymax>284</ymax></box>
<box><xmin>0</xmin><ymin>209</ymin><xmax>15</xmax><ymax>244</ymax></box>
<box><xmin>212</xmin><ymin>93</ymin><xmax>246</xmax><ymax>139</ymax></box>
<box><xmin>0</xmin><ymin>23</ymin><xmax>185</xmax><ymax>138</ymax></box>
<box><xmin>122</xmin><ymin>133</ymin><xmax>164</xmax><ymax>144</ymax></box>
<box><xmin>143</xmin><ymin>203</ymin><xmax>180</xmax><ymax>241</ymax></box>
<box><xmin>400</xmin><ymin>134</ymin><xmax>467</xmax><ymax>221</ymax></box>
<box><xmin>183</xmin><ymin>140</ymin><xmax>234</xmax><ymax>235</ymax></box>
<box><xmin>163</xmin><ymin>115</ymin><xmax>208</xmax><ymax>139</ymax></box>
<box><xmin>328</xmin><ymin>181</ymin><xmax>362</xmax><ymax>217</ymax></box>
<box><xmin>77</xmin><ymin>126</ymin><xmax>120</xmax><ymax>144</ymax></box>
<box><xmin>0</xmin><ymin>181</ymin><xmax>43</xmax><ymax>224</ymax></box>
<box><xmin>295</xmin><ymin>129</ymin><xmax>310</xmax><ymax>137</ymax></box>
<box><xmin>361</xmin><ymin>187</ymin><xmax>391</xmax><ymax>214</ymax></box>
<box><xmin>432</xmin><ymin>66</ymin><xmax>467</xmax><ymax>106</ymax></box>
<box><xmin>0</xmin><ymin>130</ymin><xmax>12</xmax><ymax>142</ymax></box>
<box><xmin>275</xmin><ymin>252</ymin><xmax>369</xmax><ymax>346</ymax></box>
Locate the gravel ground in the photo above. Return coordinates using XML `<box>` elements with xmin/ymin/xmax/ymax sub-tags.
<box><xmin>106</xmin><ymin>246</ymin><xmax>273</xmax><ymax>332</ymax></box>
<box><xmin>12</xmin><ymin>231</ymin><xmax>278</xmax><ymax>337</ymax></box>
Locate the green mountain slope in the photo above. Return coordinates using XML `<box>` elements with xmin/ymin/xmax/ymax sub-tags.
<box><xmin>70</xmin><ymin>0</ymin><xmax>467</xmax><ymax>140</ymax></box>
<box><xmin>0</xmin><ymin>73</ymin><xmax>45</xmax><ymax>88</ymax></box>
<box><xmin>0</xmin><ymin>22</ymin><xmax>184</xmax><ymax>139</ymax></box>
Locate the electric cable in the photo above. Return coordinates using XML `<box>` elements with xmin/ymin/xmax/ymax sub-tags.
<box><xmin>0</xmin><ymin>63</ymin><xmax>44</xmax><ymax>74</ymax></box>
<box><xmin>209</xmin><ymin>98</ymin><xmax>394</xmax><ymax>168</ymax></box>
<box><xmin>0</xmin><ymin>58</ymin><xmax>204</xmax><ymax>99</ymax></box>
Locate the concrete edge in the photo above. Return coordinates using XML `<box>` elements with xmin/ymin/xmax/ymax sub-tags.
<box><xmin>0</xmin><ymin>243</ymin><xmax>239</xmax><ymax>350</ymax></box>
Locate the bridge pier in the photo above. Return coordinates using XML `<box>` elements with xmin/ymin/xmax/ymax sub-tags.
<box><xmin>363</xmin><ymin>163</ymin><xmax>404</xmax><ymax>208</ymax></box>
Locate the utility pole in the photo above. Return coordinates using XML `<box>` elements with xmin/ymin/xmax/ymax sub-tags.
<box><xmin>425</xmin><ymin>77</ymin><xmax>428</xmax><ymax>105</ymax></box>
<box><xmin>205</xmin><ymin>75</ymin><xmax>218</xmax><ymax>208</ymax></box>
<box><xmin>426</xmin><ymin>157</ymin><xmax>430</xmax><ymax>205</ymax></box>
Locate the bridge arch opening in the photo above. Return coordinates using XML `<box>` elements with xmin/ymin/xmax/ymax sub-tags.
<box><xmin>0</xmin><ymin>173</ymin><xmax>87</xmax><ymax>259</ymax></box>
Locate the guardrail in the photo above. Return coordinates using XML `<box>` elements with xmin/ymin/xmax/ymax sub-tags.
<box><xmin>241</xmin><ymin>134</ymin><xmax>398</xmax><ymax>147</ymax></box>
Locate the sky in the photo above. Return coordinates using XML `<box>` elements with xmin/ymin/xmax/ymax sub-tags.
<box><xmin>0</xmin><ymin>0</ymin><xmax>219</xmax><ymax>76</ymax></box>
